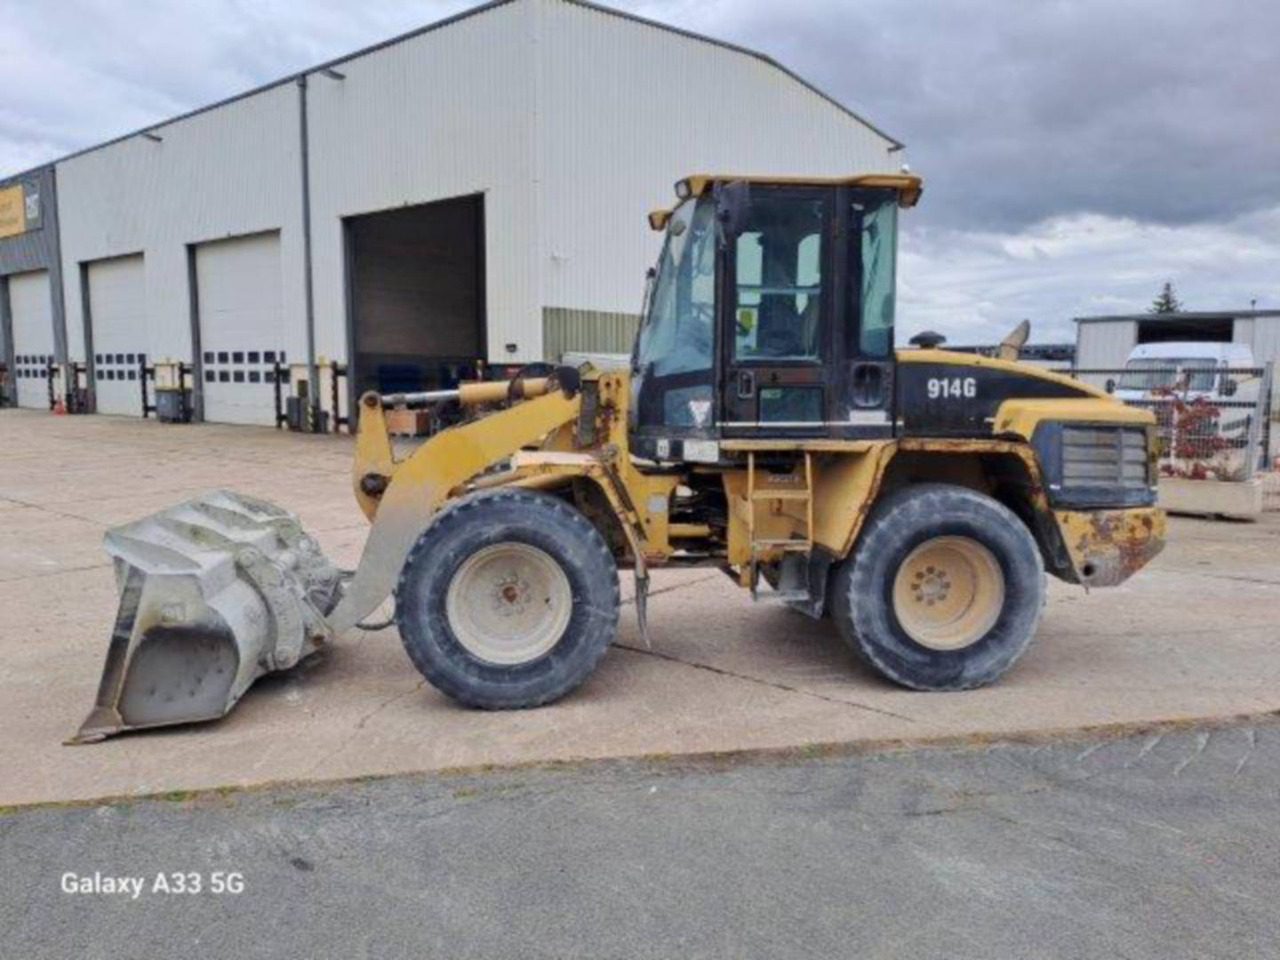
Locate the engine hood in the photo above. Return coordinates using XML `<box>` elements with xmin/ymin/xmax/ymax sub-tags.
<box><xmin>895</xmin><ymin>348</ymin><xmax>1118</xmax><ymax>438</ymax></box>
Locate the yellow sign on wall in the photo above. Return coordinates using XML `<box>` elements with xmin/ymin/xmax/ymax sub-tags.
<box><xmin>0</xmin><ymin>184</ymin><xmax>26</xmax><ymax>239</ymax></box>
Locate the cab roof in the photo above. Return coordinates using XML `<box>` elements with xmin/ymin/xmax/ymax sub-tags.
<box><xmin>679</xmin><ymin>172</ymin><xmax>921</xmax><ymax>205</ymax></box>
<box><xmin>649</xmin><ymin>172</ymin><xmax>922</xmax><ymax>230</ymax></box>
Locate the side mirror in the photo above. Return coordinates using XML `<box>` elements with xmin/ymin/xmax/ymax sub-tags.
<box><xmin>714</xmin><ymin>181</ymin><xmax>750</xmax><ymax>247</ymax></box>
<box><xmin>1221</xmin><ymin>377</ymin><xmax>1238</xmax><ymax>397</ymax></box>
<box><xmin>1105</xmin><ymin>378</ymin><xmax>1116</xmax><ymax>394</ymax></box>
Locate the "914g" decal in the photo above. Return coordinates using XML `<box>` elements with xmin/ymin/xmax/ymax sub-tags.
<box><xmin>926</xmin><ymin>376</ymin><xmax>978</xmax><ymax>400</ymax></box>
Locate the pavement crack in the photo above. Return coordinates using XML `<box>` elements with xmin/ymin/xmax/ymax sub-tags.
<box><xmin>353</xmin><ymin>680</ymin><xmax>427</xmax><ymax>734</ymax></box>
<box><xmin>1124</xmin><ymin>732</ymin><xmax>1164</xmax><ymax>769</ymax></box>
<box><xmin>1075</xmin><ymin>741</ymin><xmax>1107</xmax><ymax>762</ymax></box>
<box><xmin>619</xmin><ymin>573</ymin><xmax>723</xmax><ymax>607</ymax></box>
<box><xmin>1234</xmin><ymin>728</ymin><xmax>1256</xmax><ymax>776</ymax></box>
<box><xmin>612</xmin><ymin>641</ymin><xmax>922</xmax><ymax>724</ymax></box>
<box><xmin>1172</xmin><ymin>730</ymin><xmax>1210</xmax><ymax>777</ymax></box>
<box><xmin>302</xmin><ymin>679</ymin><xmax>427</xmax><ymax>778</ymax></box>
<box><xmin>0</xmin><ymin>561</ymin><xmax>114</xmax><ymax>584</ymax></box>
<box><xmin>1168</xmin><ymin>569</ymin><xmax>1280</xmax><ymax>588</ymax></box>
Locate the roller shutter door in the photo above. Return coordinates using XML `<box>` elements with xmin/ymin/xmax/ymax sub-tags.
<box><xmin>195</xmin><ymin>232</ymin><xmax>285</xmax><ymax>426</ymax></box>
<box><xmin>88</xmin><ymin>255</ymin><xmax>147</xmax><ymax>416</ymax></box>
<box><xmin>9</xmin><ymin>270</ymin><xmax>55</xmax><ymax>409</ymax></box>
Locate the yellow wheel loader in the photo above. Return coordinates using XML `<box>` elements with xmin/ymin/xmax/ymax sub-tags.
<box><xmin>72</xmin><ymin>172</ymin><xmax>1166</xmax><ymax>742</ymax></box>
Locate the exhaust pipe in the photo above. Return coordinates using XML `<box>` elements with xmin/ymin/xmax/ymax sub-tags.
<box><xmin>69</xmin><ymin>491</ymin><xmax>343</xmax><ymax>744</ymax></box>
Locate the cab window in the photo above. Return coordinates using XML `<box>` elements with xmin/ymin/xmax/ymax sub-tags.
<box><xmin>733</xmin><ymin>197</ymin><xmax>824</xmax><ymax>362</ymax></box>
<box><xmin>858</xmin><ymin>198</ymin><xmax>897</xmax><ymax>357</ymax></box>
<box><xmin>634</xmin><ymin>198</ymin><xmax>717</xmax><ymax>378</ymax></box>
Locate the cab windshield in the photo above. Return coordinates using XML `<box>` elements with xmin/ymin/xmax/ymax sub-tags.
<box><xmin>633</xmin><ymin>197</ymin><xmax>717</xmax><ymax>378</ymax></box>
<box><xmin>1119</xmin><ymin>358</ymin><xmax>1216</xmax><ymax>393</ymax></box>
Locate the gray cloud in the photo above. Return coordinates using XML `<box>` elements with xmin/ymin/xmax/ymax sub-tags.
<box><xmin>1</xmin><ymin>0</ymin><xmax>1277</xmax><ymax>341</ymax></box>
<box><xmin>0</xmin><ymin>0</ymin><xmax>477</xmax><ymax>173</ymax></box>
<box><xmin>629</xmin><ymin>0</ymin><xmax>1280</xmax><ymax>232</ymax></box>
<box><xmin>898</xmin><ymin>209</ymin><xmax>1280</xmax><ymax>343</ymax></box>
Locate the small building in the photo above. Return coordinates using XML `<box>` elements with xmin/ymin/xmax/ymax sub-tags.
<box><xmin>1075</xmin><ymin>310</ymin><xmax>1280</xmax><ymax>374</ymax></box>
<box><xmin>0</xmin><ymin>0</ymin><xmax>903</xmax><ymax>424</ymax></box>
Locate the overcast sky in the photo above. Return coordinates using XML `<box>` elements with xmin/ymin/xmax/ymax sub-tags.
<box><xmin>2</xmin><ymin>0</ymin><xmax>1277</xmax><ymax>344</ymax></box>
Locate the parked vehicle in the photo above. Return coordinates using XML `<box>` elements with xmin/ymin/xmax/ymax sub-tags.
<box><xmin>1112</xmin><ymin>342</ymin><xmax>1259</xmax><ymax>405</ymax></box>
<box><xmin>1111</xmin><ymin>342</ymin><xmax>1262</xmax><ymax>465</ymax></box>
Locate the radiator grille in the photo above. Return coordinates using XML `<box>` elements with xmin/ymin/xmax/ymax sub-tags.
<box><xmin>1061</xmin><ymin>427</ymin><xmax>1148</xmax><ymax>490</ymax></box>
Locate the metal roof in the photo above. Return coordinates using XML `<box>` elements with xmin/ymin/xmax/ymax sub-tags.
<box><xmin>1074</xmin><ymin>310</ymin><xmax>1280</xmax><ymax>324</ymax></box>
<box><xmin>1</xmin><ymin>0</ymin><xmax>903</xmax><ymax>182</ymax></box>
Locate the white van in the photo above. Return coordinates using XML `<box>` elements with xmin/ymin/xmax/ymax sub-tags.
<box><xmin>1112</xmin><ymin>341</ymin><xmax>1258</xmax><ymax>404</ymax></box>
<box><xmin>1112</xmin><ymin>342</ymin><xmax>1263</xmax><ymax>457</ymax></box>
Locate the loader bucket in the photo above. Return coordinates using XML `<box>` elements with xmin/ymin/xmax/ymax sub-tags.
<box><xmin>69</xmin><ymin>491</ymin><xmax>343</xmax><ymax>744</ymax></box>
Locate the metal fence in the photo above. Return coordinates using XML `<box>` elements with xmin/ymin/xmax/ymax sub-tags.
<box><xmin>1056</xmin><ymin>365</ymin><xmax>1276</xmax><ymax>485</ymax></box>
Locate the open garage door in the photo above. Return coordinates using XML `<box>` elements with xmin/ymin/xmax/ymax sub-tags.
<box><xmin>347</xmin><ymin>195</ymin><xmax>485</xmax><ymax>399</ymax></box>
<box><xmin>87</xmin><ymin>255</ymin><xmax>146</xmax><ymax>416</ymax></box>
<box><xmin>195</xmin><ymin>232</ymin><xmax>284</xmax><ymax>426</ymax></box>
<box><xmin>9</xmin><ymin>270</ymin><xmax>55</xmax><ymax>409</ymax></box>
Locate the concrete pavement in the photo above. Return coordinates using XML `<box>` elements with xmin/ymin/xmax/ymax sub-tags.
<box><xmin>2</xmin><ymin>721</ymin><xmax>1277</xmax><ymax>959</ymax></box>
<box><xmin>1</xmin><ymin>408</ymin><xmax>1279</xmax><ymax>807</ymax></box>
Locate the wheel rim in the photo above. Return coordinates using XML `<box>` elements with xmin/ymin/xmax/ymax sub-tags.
<box><xmin>892</xmin><ymin>536</ymin><xmax>1005</xmax><ymax>651</ymax></box>
<box><xmin>445</xmin><ymin>543</ymin><xmax>573</xmax><ymax>665</ymax></box>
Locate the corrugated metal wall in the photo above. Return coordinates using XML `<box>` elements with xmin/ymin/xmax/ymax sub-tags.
<box><xmin>542</xmin><ymin>306</ymin><xmax>638</xmax><ymax>361</ymax></box>
<box><xmin>56</xmin><ymin>83</ymin><xmax>304</xmax><ymax>383</ymax></box>
<box><xmin>534</xmin><ymin>0</ymin><xmax>899</xmax><ymax>355</ymax></box>
<box><xmin>306</xmin><ymin>1</ymin><xmax>539</xmax><ymax>366</ymax></box>
<box><xmin>0</xmin><ymin>166</ymin><xmax>66</xmax><ymax>375</ymax></box>
<box><xmin>1235</xmin><ymin>316</ymin><xmax>1280</xmax><ymax>366</ymax></box>
<box><xmin>1237</xmin><ymin>319</ymin><xmax>1280</xmax><ymax>457</ymax></box>
<box><xmin>1075</xmin><ymin>320</ymin><xmax>1138</xmax><ymax>385</ymax></box>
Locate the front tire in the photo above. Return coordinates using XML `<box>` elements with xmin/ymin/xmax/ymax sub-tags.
<box><xmin>396</xmin><ymin>488</ymin><xmax>619</xmax><ymax>709</ymax></box>
<box><xmin>830</xmin><ymin>483</ymin><xmax>1045</xmax><ymax>691</ymax></box>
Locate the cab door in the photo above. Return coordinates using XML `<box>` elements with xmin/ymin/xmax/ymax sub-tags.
<box><xmin>833</xmin><ymin>188</ymin><xmax>898</xmax><ymax>438</ymax></box>
<box><xmin>719</xmin><ymin>186</ymin><xmax>834</xmax><ymax>435</ymax></box>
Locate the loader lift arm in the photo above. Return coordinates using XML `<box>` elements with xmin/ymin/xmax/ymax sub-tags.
<box><xmin>330</xmin><ymin>384</ymin><xmax>584</xmax><ymax>634</ymax></box>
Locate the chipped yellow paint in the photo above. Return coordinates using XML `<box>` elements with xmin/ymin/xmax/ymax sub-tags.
<box><xmin>1055</xmin><ymin>507</ymin><xmax>1166</xmax><ymax>587</ymax></box>
<box><xmin>351</xmin><ymin>396</ymin><xmax>395</xmax><ymax>521</ymax></box>
<box><xmin>809</xmin><ymin>444</ymin><xmax>898</xmax><ymax>557</ymax></box>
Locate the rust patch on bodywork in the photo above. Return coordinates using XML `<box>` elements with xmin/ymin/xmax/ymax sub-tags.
<box><xmin>1055</xmin><ymin>507</ymin><xmax>1166</xmax><ymax>587</ymax></box>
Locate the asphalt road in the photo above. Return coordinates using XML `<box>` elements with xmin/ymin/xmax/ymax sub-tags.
<box><xmin>2</xmin><ymin>721</ymin><xmax>1278</xmax><ymax>960</ymax></box>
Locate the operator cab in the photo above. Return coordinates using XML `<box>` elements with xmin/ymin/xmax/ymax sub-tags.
<box><xmin>629</xmin><ymin>173</ymin><xmax>921</xmax><ymax>462</ymax></box>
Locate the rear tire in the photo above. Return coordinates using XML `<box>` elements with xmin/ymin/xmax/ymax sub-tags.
<box><xmin>396</xmin><ymin>488</ymin><xmax>619</xmax><ymax>709</ymax></box>
<box><xmin>830</xmin><ymin>483</ymin><xmax>1044</xmax><ymax>691</ymax></box>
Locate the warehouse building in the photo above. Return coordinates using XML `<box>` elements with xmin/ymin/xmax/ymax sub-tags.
<box><xmin>1075</xmin><ymin>309</ymin><xmax>1280</xmax><ymax>376</ymax></box>
<box><xmin>0</xmin><ymin>167</ymin><xmax>67</xmax><ymax>410</ymax></box>
<box><xmin>0</xmin><ymin>0</ymin><xmax>902</xmax><ymax>425</ymax></box>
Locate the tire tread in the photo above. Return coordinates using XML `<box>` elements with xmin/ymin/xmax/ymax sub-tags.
<box><xmin>831</xmin><ymin>483</ymin><xmax>1045</xmax><ymax>692</ymax></box>
<box><xmin>395</xmin><ymin>488</ymin><xmax>619</xmax><ymax>709</ymax></box>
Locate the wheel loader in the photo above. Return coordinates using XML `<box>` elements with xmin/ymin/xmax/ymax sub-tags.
<box><xmin>71</xmin><ymin>172</ymin><xmax>1166</xmax><ymax>743</ymax></box>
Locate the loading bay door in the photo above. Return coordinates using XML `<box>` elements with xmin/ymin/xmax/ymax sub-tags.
<box><xmin>346</xmin><ymin>195</ymin><xmax>485</xmax><ymax>401</ymax></box>
<box><xmin>87</xmin><ymin>254</ymin><xmax>146</xmax><ymax>416</ymax></box>
<box><xmin>195</xmin><ymin>232</ymin><xmax>285</xmax><ymax>426</ymax></box>
<box><xmin>9</xmin><ymin>270</ymin><xmax>54</xmax><ymax>409</ymax></box>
